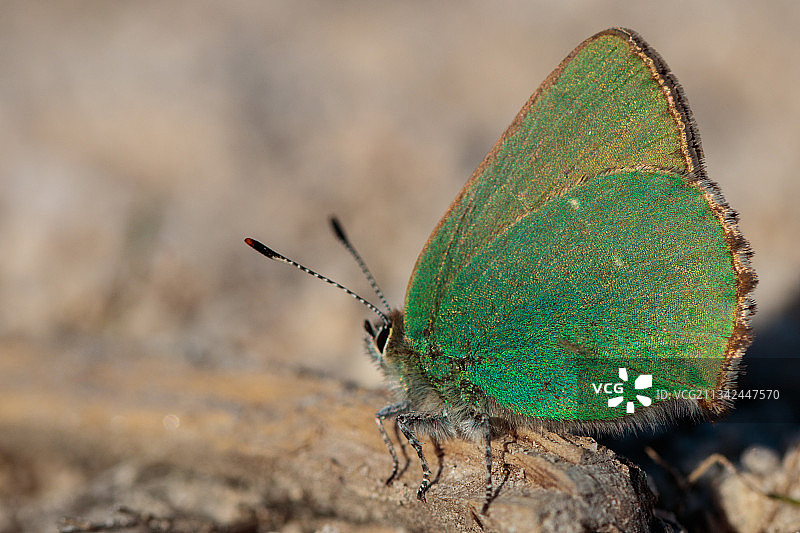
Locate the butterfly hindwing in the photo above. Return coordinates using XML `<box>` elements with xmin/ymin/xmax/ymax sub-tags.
<box><xmin>431</xmin><ymin>168</ymin><xmax>737</xmax><ymax>423</ymax></box>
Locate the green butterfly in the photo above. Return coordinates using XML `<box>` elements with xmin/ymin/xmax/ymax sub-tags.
<box><xmin>247</xmin><ymin>27</ymin><xmax>756</xmax><ymax>513</ymax></box>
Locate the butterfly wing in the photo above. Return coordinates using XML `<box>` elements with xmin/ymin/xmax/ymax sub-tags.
<box><xmin>403</xmin><ymin>28</ymin><xmax>755</xmax><ymax>423</ymax></box>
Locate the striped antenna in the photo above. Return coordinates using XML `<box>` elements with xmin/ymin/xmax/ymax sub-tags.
<box><xmin>329</xmin><ymin>216</ymin><xmax>392</xmax><ymax>315</ymax></box>
<box><xmin>244</xmin><ymin>237</ymin><xmax>391</xmax><ymax>326</ymax></box>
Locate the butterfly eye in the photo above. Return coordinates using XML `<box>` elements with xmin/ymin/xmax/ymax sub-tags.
<box><xmin>375</xmin><ymin>326</ymin><xmax>390</xmax><ymax>353</ymax></box>
<box><xmin>364</xmin><ymin>319</ymin><xmax>389</xmax><ymax>353</ymax></box>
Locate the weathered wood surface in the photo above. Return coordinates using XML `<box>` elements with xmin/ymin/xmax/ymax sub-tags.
<box><xmin>0</xmin><ymin>340</ymin><xmax>669</xmax><ymax>532</ymax></box>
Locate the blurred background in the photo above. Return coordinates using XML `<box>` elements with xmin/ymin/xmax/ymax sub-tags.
<box><xmin>1</xmin><ymin>2</ymin><xmax>799</xmax><ymax>525</ymax></box>
<box><xmin>2</xmin><ymin>1</ymin><xmax>798</xmax><ymax>385</ymax></box>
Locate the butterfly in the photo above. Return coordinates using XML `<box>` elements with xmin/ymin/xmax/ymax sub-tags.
<box><xmin>246</xmin><ymin>27</ymin><xmax>756</xmax><ymax>513</ymax></box>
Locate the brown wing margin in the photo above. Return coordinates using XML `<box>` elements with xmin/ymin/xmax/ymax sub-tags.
<box><xmin>613</xmin><ymin>28</ymin><xmax>758</xmax><ymax>417</ymax></box>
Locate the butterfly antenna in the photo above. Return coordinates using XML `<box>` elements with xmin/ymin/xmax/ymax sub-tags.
<box><xmin>329</xmin><ymin>216</ymin><xmax>392</xmax><ymax>315</ymax></box>
<box><xmin>244</xmin><ymin>237</ymin><xmax>391</xmax><ymax>326</ymax></box>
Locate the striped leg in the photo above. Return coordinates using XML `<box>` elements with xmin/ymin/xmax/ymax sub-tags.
<box><xmin>375</xmin><ymin>401</ymin><xmax>409</xmax><ymax>484</ymax></box>
<box><xmin>396</xmin><ymin>412</ymin><xmax>447</xmax><ymax>502</ymax></box>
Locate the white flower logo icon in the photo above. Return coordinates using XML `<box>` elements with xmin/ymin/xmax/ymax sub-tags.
<box><xmin>607</xmin><ymin>368</ymin><xmax>653</xmax><ymax>413</ymax></box>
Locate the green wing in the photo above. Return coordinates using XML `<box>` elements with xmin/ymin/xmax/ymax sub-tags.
<box><xmin>403</xmin><ymin>28</ymin><xmax>755</xmax><ymax>421</ymax></box>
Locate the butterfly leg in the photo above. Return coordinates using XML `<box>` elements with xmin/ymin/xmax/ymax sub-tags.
<box><xmin>431</xmin><ymin>438</ymin><xmax>445</xmax><ymax>485</ymax></box>
<box><xmin>396</xmin><ymin>412</ymin><xmax>449</xmax><ymax>502</ymax></box>
<box><xmin>392</xmin><ymin>417</ymin><xmax>409</xmax><ymax>473</ymax></box>
<box><xmin>478</xmin><ymin>413</ymin><xmax>493</xmax><ymax>514</ymax></box>
<box><xmin>375</xmin><ymin>401</ymin><xmax>409</xmax><ymax>485</ymax></box>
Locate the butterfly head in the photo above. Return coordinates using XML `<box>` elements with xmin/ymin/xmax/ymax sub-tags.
<box><xmin>363</xmin><ymin>308</ymin><xmax>407</xmax><ymax>372</ymax></box>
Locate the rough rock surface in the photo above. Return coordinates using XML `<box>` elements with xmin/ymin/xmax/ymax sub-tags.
<box><xmin>0</xmin><ymin>343</ymin><xmax>677</xmax><ymax>532</ymax></box>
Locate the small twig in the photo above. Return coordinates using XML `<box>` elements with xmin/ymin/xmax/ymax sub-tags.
<box><xmin>689</xmin><ymin>453</ymin><xmax>800</xmax><ymax>507</ymax></box>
